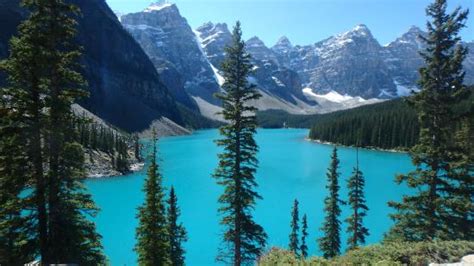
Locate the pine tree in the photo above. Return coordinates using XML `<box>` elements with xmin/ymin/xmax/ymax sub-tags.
<box><xmin>1</xmin><ymin>0</ymin><xmax>105</xmax><ymax>263</ymax></box>
<box><xmin>345</xmin><ymin>148</ymin><xmax>369</xmax><ymax>250</ymax></box>
<box><xmin>167</xmin><ymin>186</ymin><xmax>187</xmax><ymax>266</ymax></box>
<box><xmin>300</xmin><ymin>214</ymin><xmax>309</xmax><ymax>259</ymax></box>
<box><xmin>135</xmin><ymin>133</ymin><xmax>170</xmax><ymax>265</ymax></box>
<box><xmin>387</xmin><ymin>0</ymin><xmax>471</xmax><ymax>241</ymax></box>
<box><xmin>213</xmin><ymin>21</ymin><xmax>267</xmax><ymax>265</ymax></box>
<box><xmin>289</xmin><ymin>199</ymin><xmax>300</xmax><ymax>256</ymax></box>
<box><xmin>0</xmin><ymin>0</ymin><xmax>49</xmax><ymax>259</ymax></box>
<box><xmin>0</xmin><ymin>96</ymin><xmax>35</xmax><ymax>264</ymax></box>
<box><xmin>446</xmin><ymin>115</ymin><xmax>474</xmax><ymax>240</ymax></box>
<box><xmin>318</xmin><ymin>147</ymin><xmax>343</xmax><ymax>258</ymax></box>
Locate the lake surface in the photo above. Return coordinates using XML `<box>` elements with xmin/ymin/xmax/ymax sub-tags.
<box><xmin>86</xmin><ymin>129</ymin><xmax>413</xmax><ymax>265</ymax></box>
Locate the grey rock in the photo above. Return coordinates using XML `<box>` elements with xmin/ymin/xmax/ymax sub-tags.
<box><xmin>121</xmin><ymin>3</ymin><xmax>221</xmax><ymax>107</ymax></box>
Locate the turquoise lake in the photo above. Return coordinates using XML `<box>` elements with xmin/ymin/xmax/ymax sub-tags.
<box><xmin>86</xmin><ymin>129</ymin><xmax>413</xmax><ymax>265</ymax></box>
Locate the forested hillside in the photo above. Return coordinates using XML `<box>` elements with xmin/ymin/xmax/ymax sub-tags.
<box><xmin>308</xmin><ymin>87</ymin><xmax>473</xmax><ymax>149</ymax></box>
<box><xmin>308</xmin><ymin>99</ymin><xmax>419</xmax><ymax>149</ymax></box>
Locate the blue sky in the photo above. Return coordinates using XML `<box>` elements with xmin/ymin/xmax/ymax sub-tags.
<box><xmin>106</xmin><ymin>0</ymin><xmax>474</xmax><ymax>46</ymax></box>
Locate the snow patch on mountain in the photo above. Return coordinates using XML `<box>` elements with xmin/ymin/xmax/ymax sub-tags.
<box><xmin>395</xmin><ymin>81</ymin><xmax>412</xmax><ymax>96</ymax></box>
<box><xmin>272</xmin><ymin>76</ymin><xmax>285</xmax><ymax>87</ymax></box>
<box><xmin>124</xmin><ymin>24</ymin><xmax>163</xmax><ymax>33</ymax></box>
<box><xmin>144</xmin><ymin>2</ymin><xmax>174</xmax><ymax>12</ymax></box>
<box><xmin>303</xmin><ymin>88</ymin><xmax>360</xmax><ymax>103</ymax></box>
<box><xmin>211</xmin><ymin>64</ymin><xmax>225</xmax><ymax>86</ymax></box>
<box><xmin>394</xmin><ymin>80</ymin><xmax>419</xmax><ymax>96</ymax></box>
<box><xmin>378</xmin><ymin>89</ymin><xmax>395</xmax><ymax>98</ymax></box>
<box><xmin>192</xmin><ymin>28</ymin><xmax>225</xmax><ymax>89</ymax></box>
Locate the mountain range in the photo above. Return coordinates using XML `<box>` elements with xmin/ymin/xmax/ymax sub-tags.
<box><xmin>118</xmin><ymin>2</ymin><xmax>474</xmax><ymax>121</ymax></box>
<box><xmin>1</xmin><ymin>0</ymin><xmax>473</xmax><ymax>130</ymax></box>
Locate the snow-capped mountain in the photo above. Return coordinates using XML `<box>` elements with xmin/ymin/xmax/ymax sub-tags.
<box><xmin>197</xmin><ymin>22</ymin><xmax>317</xmax><ymax>112</ymax></box>
<box><xmin>383</xmin><ymin>26</ymin><xmax>426</xmax><ymax>96</ymax></box>
<box><xmin>121</xmin><ymin>2</ymin><xmax>221</xmax><ymax>110</ymax></box>
<box><xmin>118</xmin><ymin>2</ymin><xmax>474</xmax><ymax>121</ymax></box>
<box><xmin>304</xmin><ymin>24</ymin><xmax>396</xmax><ymax>98</ymax></box>
<box><xmin>195</xmin><ymin>22</ymin><xmax>232</xmax><ymax>68</ymax></box>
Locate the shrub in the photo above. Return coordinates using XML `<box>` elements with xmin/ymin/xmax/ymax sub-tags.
<box><xmin>258</xmin><ymin>241</ymin><xmax>474</xmax><ymax>266</ymax></box>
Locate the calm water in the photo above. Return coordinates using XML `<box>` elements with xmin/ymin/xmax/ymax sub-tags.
<box><xmin>86</xmin><ymin>129</ymin><xmax>413</xmax><ymax>265</ymax></box>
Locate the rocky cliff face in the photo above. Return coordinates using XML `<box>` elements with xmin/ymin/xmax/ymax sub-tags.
<box><xmin>383</xmin><ymin>26</ymin><xmax>427</xmax><ymax>95</ymax></box>
<box><xmin>270</xmin><ymin>25</ymin><xmax>473</xmax><ymax>98</ymax></box>
<box><xmin>196</xmin><ymin>23</ymin><xmax>315</xmax><ymax>108</ymax></box>
<box><xmin>0</xmin><ymin>0</ymin><xmax>183</xmax><ymax>132</ymax></box>
<box><xmin>271</xmin><ymin>25</ymin><xmax>396</xmax><ymax>98</ymax></box>
<box><xmin>121</xmin><ymin>3</ymin><xmax>221</xmax><ymax>109</ymax></box>
<box><xmin>116</xmin><ymin>3</ymin><xmax>473</xmax><ymax>118</ymax></box>
<box><xmin>307</xmin><ymin>25</ymin><xmax>396</xmax><ymax>98</ymax></box>
<box><xmin>196</xmin><ymin>22</ymin><xmax>233</xmax><ymax>68</ymax></box>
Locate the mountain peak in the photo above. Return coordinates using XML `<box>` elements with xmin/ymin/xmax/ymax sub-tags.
<box><xmin>407</xmin><ymin>25</ymin><xmax>423</xmax><ymax>33</ymax></box>
<box><xmin>386</xmin><ymin>25</ymin><xmax>426</xmax><ymax>47</ymax></box>
<box><xmin>350</xmin><ymin>24</ymin><xmax>371</xmax><ymax>35</ymax></box>
<box><xmin>275</xmin><ymin>36</ymin><xmax>292</xmax><ymax>47</ymax></box>
<box><xmin>197</xmin><ymin>22</ymin><xmax>228</xmax><ymax>33</ymax></box>
<box><xmin>144</xmin><ymin>1</ymin><xmax>175</xmax><ymax>12</ymax></box>
<box><xmin>247</xmin><ymin>36</ymin><xmax>266</xmax><ymax>47</ymax></box>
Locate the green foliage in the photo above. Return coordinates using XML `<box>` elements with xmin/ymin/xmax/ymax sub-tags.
<box><xmin>308</xmin><ymin>99</ymin><xmax>419</xmax><ymax>150</ymax></box>
<box><xmin>318</xmin><ymin>147</ymin><xmax>343</xmax><ymax>258</ymax></box>
<box><xmin>289</xmin><ymin>199</ymin><xmax>300</xmax><ymax>256</ymax></box>
<box><xmin>0</xmin><ymin>93</ymin><xmax>35</xmax><ymax>264</ymax></box>
<box><xmin>388</xmin><ymin>0</ymin><xmax>473</xmax><ymax>242</ymax></box>
<box><xmin>300</xmin><ymin>214</ymin><xmax>309</xmax><ymax>259</ymax></box>
<box><xmin>0</xmin><ymin>0</ymin><xmax>105</xmax><ymax>263</ymax></box>
<box><xmin>258</xmin><ymin>247</ymin><xmax>302</xmax><ymax>265</ymax></box>
<box><xmin>213</xmin><ymin>21</ymin><xmax>267</xmax><ymax>265</ymax></box>
<box><xmin>74</xmin><ymin>117</ymin><xmax>132</xmax><ymax>173</ymax></box>
<box><xmin>345</xmin><ymin>150</ymin><xmax>369</xmax><ymax>250</ymax></box>
<box><xmin>259</xmin><ymin>241</ymin><xmax>474</xmax><ymax>266</ymax></box>
<box><xmin>167</xmin><ymin>186</ymin><xmax>187</xmax><ymax>266</ymax></box>
<box><xmin>257</xmin><ymin>109</ymin><xmax>323</xmax><ymax>129</ymax></box>
<box><xmin>135</xmin><ymin>135</ymin><xmax>170</xmax><ymax>265</ymax></box>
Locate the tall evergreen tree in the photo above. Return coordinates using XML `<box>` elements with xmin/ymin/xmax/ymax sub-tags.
<box><xmin>448</xmin><ymin>116</ymin><xmax>474</xmax><ymax>240</ymax></box>
<box><xmin>1</xmin><ymin>0</ymin><xmax>105</xmax><ymax>263</ymax></box>
<box><xmin>345</xmin><ymin>148</ymin><xmax>369</xmax><ymax>250</ymax></box>
<box><xmin>318</xmin><ymin>147</ymin><xmax>343</xmax><ymax>258</ymax></box>
<box><xmin>213</xmin><ymin>21</ymin><xmax>267</xmax><ymax>265</ymax></box>
<box><xmin>300</xmin><ymin>214</ymin><xmax>309</xmax><ymax>259</ymax></box>
<box><xmin>43</xmin><ymin>3</ymin><xmax>104</xmax><ymax>263</ymax></box>
<box><xmin>135</xmin><ymin>133</ymin><xmax>170</xmax><ymax>265</ymax></box>
<box><xmin>387</xmin><ymin>0</ymin><xmax>471</xmax><ymax>241</ymax></box>
<box><xmin>0</xmin><ymin>96</ymin><xmax>35</xmax><ymax>264</ymax></box>
<box><xmin>0</xmin><ymin>0</ymin><xmax>49</xmax><ymax>259</ymax></box>
<box><xmin>289</xmin><ymin>199</ymin><xmax>300</xmax><ymax>256</ymax></box>
<box><xmin>167</xmin><ymin>186</ymin><xmax>187</xmax><ymax>266</ymax></box>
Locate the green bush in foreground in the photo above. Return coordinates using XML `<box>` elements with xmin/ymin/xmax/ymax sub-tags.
<box><xmin>258</xmin><ymin>241</ymin><xmax>474</xmax><ymax>265</ymax></box>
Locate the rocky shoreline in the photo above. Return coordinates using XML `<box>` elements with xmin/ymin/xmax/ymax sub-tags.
<box><xmin>85</xmin><ymin>149</ymin><xmax>145</xmax><ymax>178</ymax></box>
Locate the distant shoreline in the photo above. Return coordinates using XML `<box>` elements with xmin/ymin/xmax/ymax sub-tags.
<box><xmin>305</xmin><ymin>137</ymin><xmax>408</xmax><ymax>154</ymax></box>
